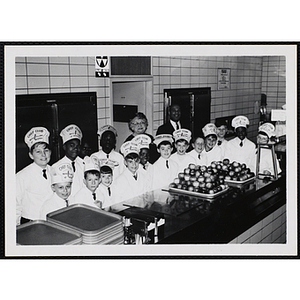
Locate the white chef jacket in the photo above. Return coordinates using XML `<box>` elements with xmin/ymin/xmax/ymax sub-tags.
<box><xmin>203</xmin><ymin>145</ymin><xmax>223</xmax><ymax>166</ymax></box>
<box><xmin>16</xmin><ymin>162</ymin><xmax>53</xmax><ymax>225</ymax></box>
<box><xmin>253</xmin><ymin>147</ymin><xmax>282</xmax><ymax>176</ymax></box>
<box><xmin>40</xmin><ymin>192</ymin><xmax>72</xmax><ymax>220</ymax></box>
<box><xmin>217</xmin><ymin>139</ymin><xmax>228</xmax><ymax>158</ymax></box>
<box><xmin>224</xmin><ymin>137</ymin><xmax>256</xmax><ymax>171</ymax></box>
<box><xmin>91</xmin><ymin>149</ymin><xmax>124</xmax><ymax>179</ymax></box>
<box><xmin>96</xmin><ymin>183</ymin><xmax>115</xmax><ymax>208</ymax></box>
<box><xmin>188</xmin><ymin>149</ymin><xmax>207</xmax><ymax>166</ymax></box>
<box><xmin>73</xmin><ymin>185</ymin><xmax>102</xmax><ymax>209</ymax></box>
<box><xmin>52</xmin><ymin>156</ymin><xmax>85</xmax><ymax>197</ymax></box>
<box><xmin>152</xmin><ymin>157</ymin><xmax>179</xmax><ymax>190</ymax></box>
<box><xmin>138</xmin><ymin>162</ymin><xmax>154</xmax><ymax>191</ymax></box>
<box><xmin>113</xmin><ymin>168</ymin><xmax>150</xmax><ymax>205</ymax></box>
<box><xmin>170</xmin><ymin>152</ymin><xmax>197</xmax><ymax>173</ymax></box>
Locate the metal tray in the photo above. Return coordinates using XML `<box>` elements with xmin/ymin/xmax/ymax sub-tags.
<box><xmin>224</xmin><ymin>177</ymin><xmax>255</xmax><ymax>188</ymax></box>
<box><xmin>17</xmin><ymin>220</ymin><xmax>82</xmax><ymax>245</ymax></box>
<box><xmin>47</xmin><ymin>204</ymin><xmax>123</xmax><ymax>236</ymax></box>
<box><xmin>168</xmin><ymin>186</ymin><xmax>229</xmax><ymax>201</ymax></box>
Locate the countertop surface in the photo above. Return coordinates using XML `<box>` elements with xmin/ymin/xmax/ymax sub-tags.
<box><xmin>111</xmin><ymin>176</ymin><xmax>286</xmax><ymax>244</ymax></box>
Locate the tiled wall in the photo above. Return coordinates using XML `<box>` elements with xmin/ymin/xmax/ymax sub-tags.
<box><xmin>229</xmin><ymin>204</ymin><xmax>286</xmax><ymax>244</ymax></box>
<box><xmin>15</xmin><ymin>56</ymin><xmax>111</xmax><ymax>130</ymax></box>
<box><xmin>261</xmin><ymin>56</ymin><xmax>286</xmax><ymax>111</ymax></box>
<box><xmin>15</xmin><ymin>55</ymin><xmax>286</xmax><ymax>142</ymax></box>
<box><xmin>152</xmin><ymin>56</ymin><xmax>264</xmax><ymax>141</ymax></box>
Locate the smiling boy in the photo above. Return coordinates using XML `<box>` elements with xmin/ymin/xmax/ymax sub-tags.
<box><xmin>51</xmin><ymin>124</ymin><xmax>85</xmax><ymax>197</ymax></box>
<box><xmin>73</xmin><ymin>156</ymin><xmax>102</xmax><ymax>208</ymax></box>
<box><xmin>152</xmin><ymin>134</ymin><xmax>179</xmax><ymax>190</ymax></box>
<box><xmin>16</xmin><ymin>127</ymin><xmax>53</xmax><ymax>225</ymax></box>
<box><xmin>40</xmin><ymin>163</ymin><xmax>74</xmax><ymax>220</ymax></box>
<box><xmin>113</xmin><ymin>141</ymin><xmax>150</xmax><ymax>204</ymax></box>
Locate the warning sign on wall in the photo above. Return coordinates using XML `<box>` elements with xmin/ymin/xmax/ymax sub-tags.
<box><xmin>218</xmin><ymin>68</ymin><xmax>231</xmax><ymax>90</ymax></box>
<box><xmin>95</xmin><ymin>56</ymin><xmax>109</xmax><ymax>77</ymax></box>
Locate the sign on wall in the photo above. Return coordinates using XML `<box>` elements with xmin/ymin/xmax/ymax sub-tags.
<box><xmin>95</xmin><ymin>56</ymin><xmax>110</xmax><ymax>77</ymax></box>
<box><xmin>218</xmin><ymin>68</ymin><xmax>231</xmax><ymax>90</ymax></box>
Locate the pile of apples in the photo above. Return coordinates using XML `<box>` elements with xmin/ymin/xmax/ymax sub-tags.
<box><xmin>169</xmin><ymin>159</ymin><xmax>255</xmax><ymax>195</ymax></box>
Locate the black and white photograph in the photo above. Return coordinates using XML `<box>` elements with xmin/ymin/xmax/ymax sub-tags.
<box><xmin>4</xmin><ymin>44</ymin><xmax>297</xmax><ymax>257</ymax></box>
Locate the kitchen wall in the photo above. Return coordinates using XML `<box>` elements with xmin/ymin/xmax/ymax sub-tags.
<box><xmin>261</xmin><ymin>56</ymin><xmax>286</xmax><ymax>111</ymax></box>
<box><xmin>15</xmin><ymin>55</ymin><xmax>286</xmax><ymax>143</ymax></box>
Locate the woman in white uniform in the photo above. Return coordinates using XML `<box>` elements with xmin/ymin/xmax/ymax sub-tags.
<box><xmin>224</xmin><ymin>116</ymin><xmax>256</xmax><ymax>172</ymax></box>
<box><xmin>202</xmin><ymin>123</ymin><xmax>223</xmax><ymax>166</ymax></box>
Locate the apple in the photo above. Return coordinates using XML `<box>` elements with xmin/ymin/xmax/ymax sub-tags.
<box><xmin>188</xmin><ymin>186</ymin><xmax>194</xmax><ymax>192</ymax></box>
<box><xmin>174</xmin><ymin>178</ymin><xmax>180</xmax><ymax>185</ymax></box>
<box><xmin>195</xmin><ymin>170</ymin><xmax>201</xmax><ymax>177</ymax></box>
<box><xmin>190</xmin><ymin>176</ymin><xmax>197</xmax><ymax>182</ymax></box>
<box><xmin>193</xmin><ymin>181</ymin><xmax>200</xmax><ymax>188</ymax></box>
<box><xmin>197</xmin><ymin>176</ymin><xmax>205</xmax><ymax>183</ymax></box>
<box><xmin>178</xmin><ymin>172</ymin><xmax>185</xmax><ymax>179</ymax></box>
<box><xmin>189</xmin><ymin>163</ymin><xmax>196</xmax><ymax>170</ymax></box>
<box><xmin>184</xmin><ymin>174</ymin><xmax>190</xmax><ymax>181</ymax></box>
<box><xmin>205</xmin><ymin>182</ymin><xmax>213</xmax><ymax>189</ymax></box>
<box><xmin>169</xmin><ymin>183</ymin><xmax>177</xmax><ymax>188</ymax></box>
<box><xmin>205</xmin><ymin>177</ymin><xmax>212</xmax><ymax>183</ymax></box>
<box><xmin>184</xmin><ymin>168</ymin><xmax>190</xmax><ymax>175</ymax></box>
<box><xmin>199</xmin><ymin>182</ymin><xmax>206</xmax><ymax>188</ymax></box>
<box><xmin>209</xmin><ymin>189</ymin><xmax>215</xmax><ymax>194</ymax></box>
<box><xmin>223</xmin><ymin>158</ymin><xmax>230</xmax><ymax>165</ymax></box>
<box><xmin>200</xmin><ymin>165</ymin><xmax>207</xmax><ymax>172</ymax></box>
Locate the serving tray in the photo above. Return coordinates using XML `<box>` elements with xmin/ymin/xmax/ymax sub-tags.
<box><xmin>17</xmin><ymin>220</ymin><xmax>82</xmax><ymax>245</ymax></box>
<box><xmin>168</xmin><ymin>186</ymin><xmax>229</xmax><ymax>201</ymax></box>
<box><xmin>224</xmin><ymin>177</ymin><xmax>255</xmax><ymax>187</ymax></box>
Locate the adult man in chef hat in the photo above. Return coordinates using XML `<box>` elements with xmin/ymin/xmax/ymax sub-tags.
<box><xmin>202</xmin><ymin>123</ymin><xmax>222</xmax><ymax>166</ymax></box>
<box><xmin>253</xmin><ymin>122</ymin><xmax>281</xmax><ymax>176</ymax></box>
<box><xmin>39</xmin><ymin>162</ymin><xmax>74</xmax><ymax>220</ymax></box>
<box><xmin>113</xmin><ymin>141</ymin><xmax>151</xmax><ymax>204</ymax></box>
<box><xmin>52</xmin><ymin>124</ymin><xmax>85</xmax><ymax>197</ymax></box>
<box><xmin>224</xmin><ymin>115</ymin><xmax>256</xmax><ymax>172</ymax></box>
<box><xmin>170</xmin><ymin>129</ymin><xmax>196</xmax><ymax>173</ymax></box>
<box><xmin>16</xmin><ymin>127</ymin><xmax>53</xmax><ymax>225</ymax></box>
<box><xmin>90</xmin><ymin>124</ymin><xmax>124</xmax><ymax>179</ymax></box>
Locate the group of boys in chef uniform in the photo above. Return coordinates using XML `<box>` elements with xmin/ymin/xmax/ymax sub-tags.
<box><xmin>16</xmin><ymin>115</ymin><xmax>281</xmax><ymax>226</ymax></box>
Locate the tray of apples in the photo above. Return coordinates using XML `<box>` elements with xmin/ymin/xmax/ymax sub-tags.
<box><xmin>168</xmin><ymin>163</ymin><xmax>230</xmax><ymax>200</ymax></box>
<box><xmin>221</xmin><ymin>159</ymin><xmax>255</xmax><ymax>187</ymax></box>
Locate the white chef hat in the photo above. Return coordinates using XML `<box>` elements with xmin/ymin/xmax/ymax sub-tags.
<box><xmin>258</xmin><ymin>122</ymin><xmax>276</xmax><ymax>138</ymax></box>
<box><xmin>132</xmin><ymin>134</ymin><xmax>151</xmax><ymax>150</ymax></box>
<box><xmin>202</xmin><ymin>123</ymin><xmax>217</xmax><ymax>138</ymax></box>
<box><xmin>154</xmin><ymin>134</ymin><xmax>174</xmax><ymax>147</ymax></box>
<box><xmin>24</xmin><ymin>127</ymin><xmax>50</xmax><ymax>149</ymax></box>
<box><xmin>60</xmin><ymin>124</ymin><xmax>83</xmax><ymax>144</ymax></box>
<box><xmin>97</xmin><ymin>125</ymin><xmax>118</xmax><ymax>139</ymax></box>
<box><xmin>84</xmin><ymin>156</ymin><xmax>100</xmax><ymax>172</ymax></box>
<box><xmin>231</xmin><ymin>116</ymin><xmax>249</xmax><ymax>129</ymax></box>
<box><xmin>120</xmin><ymin>141</ymin><xmax>139</xmax><ymax>157</ymax></box>
<box><xmin>173</xmin><ymin>129</ymin><xmax>192</xmax><ymax>143</ymax></box>
<box><xmin>51</xmin><ymin>163</ymin><xmax>74</xmax><ymax>184</ymax></box>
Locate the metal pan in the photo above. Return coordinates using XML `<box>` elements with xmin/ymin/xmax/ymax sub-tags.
<box><xmin>168</xmin><ymin>186</ymin><xmax>229</xmax><ymax>201</ymax></box>
<box><xmin>17</xmin><ymin>220</ymin><xmax>82</xmax><ymax>245</ymax></box>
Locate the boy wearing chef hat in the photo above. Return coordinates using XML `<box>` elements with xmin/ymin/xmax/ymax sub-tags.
<box><xmin>252</xmin><ymin>122</ymin><xmax>281</xmax><ymax>176</ymax></box>
<box><xmin>113</xmin><ymin>141</ymin><xmax>151</xmax><ymax>204</ymax></box>
<box><xmin>73</xmin><ymin>156</ymin><xmax>103</xmax><ymax>209</ymax></box>
<box><xmin>90</xmin><ymin>125</ymin><xmax>124</xmax><ymax>179</ymax></box>
<box><xmin>215</xmin><ymin>119</ymin><xmax>228</xmax><ymax>157</ymax></box>
<box><xmin>170</xmin><ymin>129</ymin><xmax>196</xmax><ymax>173</ymax></box>
<box><xmin>202</xmin><ymin>123</ymin><xmax>223</xmax><ymax>166</ymax></box>
<box><xmin>152</xmin><ymin>134</ymin><xmax>179</xmax><ymax>190</ymax></box>
<box><xmin>16</xmin><ymin>127</ymin><xmax>53</xmax><ymax>225</ymax></box>
<box><xmin>52</xmin><ymin>124</ymin><xmax>85</xmax><ymax>197</ymax></box>
<box><xmin>132</xmin><ymin>134</ymin><xmax>153</xmax><ymax>173</ymax></box>
<box><xmin>188</xmin><ymin>136</ymin><xmax>206</xmax><ymax>165</ymax></box>
<box><xmin>224</xmin><ymin>115</ymin><xmax>256</xmax><ymax>172</ymax></box>
<box><xmin>39</xmin><ymin>162</ymin><xmax>74</xmax><ymax>220</ymax></box>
